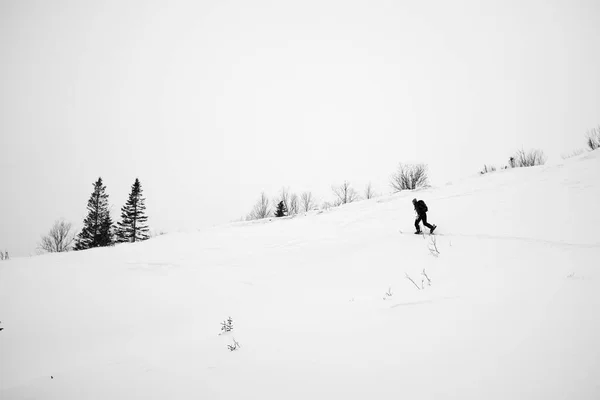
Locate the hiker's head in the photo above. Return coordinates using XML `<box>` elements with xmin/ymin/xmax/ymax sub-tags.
<box><xmin>412</xmin><ymin>198</ymin><xmax>417</xmax><ymax>204</ymax></box>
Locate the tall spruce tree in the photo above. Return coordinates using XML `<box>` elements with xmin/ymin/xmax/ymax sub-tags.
<box><xmin>116</xmin><ymin>178</ymin><xmax>149</xmax><ymax>243</ymax></box>
<box><xmin>74</xmin><ymin>177</ymin><xmax>114</xmax><ymax>250</ymax></box>
<box><xmin>275</xmin><ymin>200</ymin><xmax>288</xmax><ymax>217</ymax></box>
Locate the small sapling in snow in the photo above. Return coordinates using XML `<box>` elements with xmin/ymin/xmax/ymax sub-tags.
<box><xmin>228</xmin><ymin>338</ymin><xmax>241</xmax><ymax>351</ymax></box>
<box><xmin>422</xmin><ymin>269</ymin><xmax>432</xmax><ymax>287</ymax></box>
<box><xmin>220</xmin><ymin>317</ymin><xmax>234</xmax><ymax>334</ymax></box>
<box><xmin>405</xmin><ymin>273</ymin><xmax>421</xmax><ymax>291</ymax></box>
<box><xmin>428</xmin><ymin>235</ymin><xmax>440</xmax><ymax>257</ymax></box>
<box><xmin>383</xmin><ymin>287</ymin><xmax>393</xmax><ymax>300</ymax></box>
<box><xmin>406</xmin><ymin>270</ymin><xmax>433</xmax><ymax>291</ymax></box>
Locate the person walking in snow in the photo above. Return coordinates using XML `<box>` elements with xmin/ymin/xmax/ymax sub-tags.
<box><xmin>413</xmin><ymin>198</ymin><xmax>436</xmax><ymax>234</ymax></box>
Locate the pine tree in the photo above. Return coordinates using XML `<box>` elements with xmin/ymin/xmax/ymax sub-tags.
<box><xmin>116</xmin><ymin>178</ymin><xmax>149</xmax><ymax>243</ymax></box>
<box><xmin>275</xmin><ymin>200</ymin><xmax>287</xmax><ymax>217</ymax></box>
<box><xmin>74</xmin><ymin>177</ymin><xmax>114</xmax><ymax>250</ymax></box>
<box><xmin>98</xmin><ymin>212</ymin><xmax>115</xmax><ymax>246</ymax></box>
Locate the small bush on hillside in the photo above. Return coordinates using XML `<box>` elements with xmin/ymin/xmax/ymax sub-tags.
<box><xmin>586</xmin><ymin>126</ymin><xmax>600</xmax><ymax>150</ymax></box>
<box><xmin>300</xmin><ymin>191</ymin><xmax>317</xmax><ymax>212</ymax></box>
<box><xmin>321</xmin><ymin>201</ymin><xmax>333</xmax><ymax>210</ymax></box>
<box><xmin>428</xmin><ymin>236</ymin><xmax>440</xmax><ymax>257</ymax></box>
<box><xmin>289</xmin><ymin>193</ymin><xmax>300</xmax><ymax>215</ymax></box>
<box><xmin>480</xmin><ymin>165</ymin><xmax>497</xmax><ymax>175</ymax></box>
<box><xmin>383</xmin><ymin>287</ymin><xmax>393</xmax><ymax>300</ymax></box>
<box><xmin>422</xmin><ymin>269</ymin><xmax>432</xmax><ymax>287</ymax></box>
<box><xmin>510</xmin><ymin>149</ymin><xmax>546</xmax><ymax>168</ymax></box>
<box><xmin>331</xmin><ymin>181</ymin><xmax>359</xmax><ymax>205</ymax></box>
<box><xmin>405</xmin><ymin>273</ymin><xmax>421</xmax><ymax>290</ymax></box>
<box><xmin>220</xmin><ymin>317</ymin><xmax>234</xmax><ymax>334</ymax></box>
<box><xmin>228</xmin><ymin>338</ymin><xmax>241</xmax><ymax>351</ymax></box>
<box><xmin>246</xmin><ymin>192</ymin><xmax>271</xmax><ymax>220</ymax></box>
<box><xmin>390</xmin><ymin>163</ymin><xmax>429</xmax><ymax>192</ymax></box>
<box><xmin>364</xmin><ymin>182</ymin><xmax>377</xmax><ymax>199</ymax></box>
<box><xmin>38</xmin><ymin>219</ymin><xmax>75</xmax><ymax>253</ymax></box>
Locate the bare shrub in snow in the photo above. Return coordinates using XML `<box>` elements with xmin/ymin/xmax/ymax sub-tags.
<box><xmin>479</xmin><ymin>165</ymin><xmax>496</xmax><ymax>175</ymax></box>
<box><xmin>38</xmin><ymin>219</ymin><xmax>75</xmax><ymax>253</ymax></box>
<box><xmin>300</xmin><ymin>191</ymin><xmax>317</xmax><ymax>212</ymax></box>
<box><xmin>364</xmin><ymin>182</ymin><xmax>377</xmax><ymax>199</ymax></box>
<box><xmin>422</xmin><ymin>269</ymin><xmax>432</xmax><ymax>287</ymax></box>
<box><xmin>511</xmin><ymin>148</ymin><xmax>547</xmax><ymax>167</ymax></box>
<box><xmin>321</xmin><ymin>201</ymin><xmax>333</xmax><ymax>210</ymax></box>
<box><xmin>247</xmin><ymin>192</ymin><xmax>271</xmax><ymax>220</ymax></box>
<box><xmin>586</xmin><ymin>125</ymin><xmax>600</xmax><ymax>150</ymax></box>
<box><xmin>289</xmin><ymin>193</ymin><xmax>300</xmax><ymax>216</ymax></box>
<box><xmin>332</xmin><ymin>181</ymin><xmax>359</xmax><ymax>205</ymax></box>
<box><xmin>428</xmin><ymin>236</ymin><xmax>440</xmax><ymax>257</ymax></box>
<box><xmin>220</xmin><ymin>317</ymin><xmax>234</xmax><ymax>334</ymax></box>
<box><xmin>406</xmin><ymin>270</ymin><xmax>432</xmax><ymax>290</ymax></box>
<box><xmin>383</xmin><ymin>287</ymin><xmax>393</xmax><ymax>300</ymax></box>
<box><xmin>228</xmin><ymin>338</ymin><xmax>241</xmax><ymax>351</ymax></box>
<box><xmin>390</xmin><ymin>163</ymin><xmax>429</xmax><ymax>192</ymax></box>
<box><xmin>405</xmin><ymin>273</ymin><xmax>421</xmax><ymax>291</ymax></box>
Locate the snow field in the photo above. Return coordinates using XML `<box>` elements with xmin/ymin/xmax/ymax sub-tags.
<box><xmin>1</xmin><ymin>151</ymin><xmax>599</xmax><ymax>399</ymax></box>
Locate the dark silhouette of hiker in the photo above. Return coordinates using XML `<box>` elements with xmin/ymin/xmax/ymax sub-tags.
<box><xmin>412</xmin><ymin>198</ymin><xmax>436</xmax><ymax>234</ymax></box>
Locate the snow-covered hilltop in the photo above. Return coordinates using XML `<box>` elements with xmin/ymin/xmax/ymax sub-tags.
<box><xmin>1</xmin><ymin>151</ymin><xmax>599</xmax><ymax>400</ymax></box>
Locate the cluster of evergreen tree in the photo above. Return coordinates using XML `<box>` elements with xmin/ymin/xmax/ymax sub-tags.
<box><xmin>74</xmin><ymin>177</ymin><xmax>150</xmax><ymax>251</ymax></box>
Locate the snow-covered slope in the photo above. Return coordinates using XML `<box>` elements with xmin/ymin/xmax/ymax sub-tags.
<box><xmin>1</xmin><ymin>151</ymin><xmax>599</xmax><ymax>400</ymax></box>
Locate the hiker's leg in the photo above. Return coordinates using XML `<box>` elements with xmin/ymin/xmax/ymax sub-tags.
<box><xmin>422</xmin><ymin>213</ymin><xmax>434</xmax><ymax>230</ymax></box>
<box><xmin>414</xmin><ymin>217</ymin><xmax>422</xmax><ymax>232</ymax></box>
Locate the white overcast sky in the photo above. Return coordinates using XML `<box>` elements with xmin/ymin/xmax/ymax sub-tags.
<box><xmin>1</xmin><ymin>0</ymin><xmax>599</xmax><ymax>256</ymax></box>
